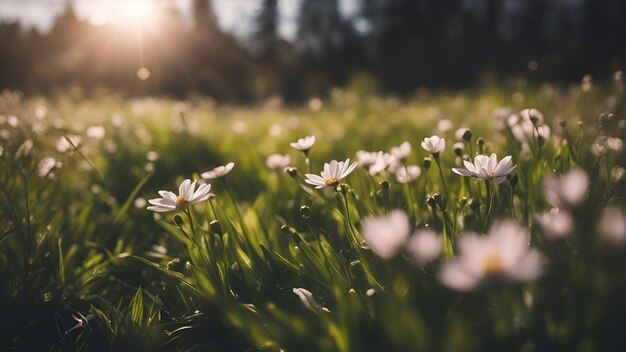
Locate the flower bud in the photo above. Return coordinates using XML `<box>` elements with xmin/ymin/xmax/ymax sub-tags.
<box><xmin>433</xmin><ymin>193</ymin><xmax>446</xmax><ymax>210</ymax></box>
<box><xmin>469</xmin><ymin>198</ymin><xmax>480</xmax><ymax>212</ymax></box>
<box><xmin>426</xmin><ymin>196</ymin><xmax>437</xmax><ymax>208</ymax></box>
<box><xmin>453</xmin><ymin>142</ymin><xmax>464</xmax><ymax>157</ymax></box>
<box><xmin>300</xmin><ymin>205</ymin><xmax>311</xmax><ymax>219</ymax></box>
<box><xmin>284</xmin><ymin>167</ymin><xmax>298</xmax><ymax>178</ymax></box>
<box><xmin>458</xmin><ymin>197</ymin><xmax>468</xmax><ymax>207</ymax></box>
<box><xmin>281</xmin><ymin>225</ymin><xmax>293</xmax><ymax>235</ymax></box>
<box><xmin>462</xmin><ymin>129</ymin><xmax>472</xmax><ymax>142</ymax></box>
<box><xmin>339</xmin><ymin>183</ymin><xmax>350</xmax><ymax>194</ymax></box>
<box><xmin>379</xmin><ymin>180</ymin><xmax>390</xmax><ymax>191</ymax></box>
<box><xmin>173</xmin><ymin>215</ymin><xmax>184</xmax><ymax>227</ymax></box>
<box><xmin>210</xmin><ymin>220</ymin><xmax>222</xmax><ymax>236</ymax></box>
<box><xmin>423</xmin><ymin>157</ymin><xmax>432</xmax><ymax>170</ymax></box>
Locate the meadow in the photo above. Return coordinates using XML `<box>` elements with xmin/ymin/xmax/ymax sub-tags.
<box><xmin>0</xmin><ymin>77</ymin><xmax>624</xmax><ymax>351</ymax></box>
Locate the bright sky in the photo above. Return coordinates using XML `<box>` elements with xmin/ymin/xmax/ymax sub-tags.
<box><xmin>0</xmin><ymin>0</ymin><xmax>359</xmax><ymax>40</ymax></box>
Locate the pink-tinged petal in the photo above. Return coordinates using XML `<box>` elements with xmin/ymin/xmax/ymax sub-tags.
<box><xmin>474</xmin><ymin>155</ymin><xmax>488</xmax><ymax>169</ymax></box>
<box><xmin>191</xmin><ymin>193</ymin><xmax>211</xmax><ymax>204</ymax></box>
<box><xmin>224</xmin><ymin>162</ymin><xmax>235</xmax><ymax>173</ymax></box>
<box><xmin>187</xmin><ymin>181</ymin><xmax>197</xmax><ymax>200</ymax></box>
<box><xmin>508</xmin><ymin>250</ymin><xmax>544</xmax><ymax>282</ymax></box>
<box><xmin>493</xmin><ymin>156</ymin><xmax>512</xmax><ymax>175</ymax></box>
<box><xmin>305</xmin><ymin>174</ymin><xmax>325</xmax><ymax>183</ymax></box>
<box><xmin>463</xmin><ymin>160</ymin><xmax>478</xmax><ymax>174</ymax></box>
<box><xmin>322</xmin><ymin>162</ymin><xmax>331</xmax><ymax>179</ymax></box>
<box><xmin>148</xmin><ymin>198</ymin><xmax>175</xmax><ymax>206</ymax></box>
<box><xmin>158</xmin><ymin>191</ymin><xmax>177</xmax><ymax>201</ymax></box>
<box><xmin>452</xmin><ymin>168</ymin><xmax>475</xmax><ymax>177</ymax></box>
<box><xmin>342</xmin><ymin>161</ymin><xmax>358</xmax><ymax>178</ymax></box>
<box><xmin>439</xmin><ymin>261</ymin><xmax>480</xmax><ymax>291</ymax></box>
<box><xmin>179</xmin><ymin>179</ymin><xmax>191</xmax><ymax>198</ymax></box>
<box><xmin>487</xmin><ymin>154</ymin><xmax>497</xmax><ymax>172</ymax></box>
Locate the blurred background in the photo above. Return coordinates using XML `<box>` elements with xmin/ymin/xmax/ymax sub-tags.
<box><xmin>0</xmin><ymin>0</ymin><xmax>623</xmax><ymax>101</ymax></box>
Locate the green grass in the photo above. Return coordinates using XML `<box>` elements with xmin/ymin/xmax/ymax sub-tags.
<box><xmin>0</xmin><ymin>80</ymin><xmax>624</xmax><ymax>351</ymax></box>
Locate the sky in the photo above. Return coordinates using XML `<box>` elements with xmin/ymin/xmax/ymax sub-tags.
<box><xmin>0</xmin><ymin>0</ymin><xmax>360</xmax><ymax>40</ymax></box>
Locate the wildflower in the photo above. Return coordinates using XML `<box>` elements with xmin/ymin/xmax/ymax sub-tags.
<box><xmin>56</xmin><ymin>135</ymin><xmax>81</xmax><ymax>153</ymax></box>
<box><xmin>266</xmin><ymin>154</ymin><xmax>291</xmax><ymax>170</ymax></box>
<box><xmin>511</xmin><ymin>120</ymin><xmax>550</xmax><ymax>145</ymax></box>
<box><xmin>421</xmin><ymin>135</ymin><xmax>445</xmax><ymax>155</ymax></box>
<box><xmin>147</xmin><ymin>179</ymin><xmax>211</xmax><ymax>212</ymax></box>
<box><xmin>520</xmin><ymin>108</ymin><xmax>544</xmax><ymax>125</ymax></box>
<box><xmin>455</xmin><ymin>128</ymin><xmax>472</xmax><ymax>141</ymax></box>
<box><xmin>37</xmin><ymin>157</ymin><xmax>61</xmax><ymax>178</ymax></box>
<box><xmin>390</xmin><ymin>141</ymin><xmax>412</xmax><ymax>161</ymax></box>
<box><xmin>290</xmin><ymin>135</ymin><xmax>316</xmax><ymax>153</ymax></box>
<box><xmin>86</xmin><ymin>126</ymin><xmax>106</xmax><ymax>139</ymax></box>
<box><xmin>292</xmin><ymin>288</ymin><xmax>320</xmax><ymax>310</ymax></box>
<box><xmin>535</xmin><ymin>209</ymin><xmax>573</xmax><ymax>240</ymax></box>
<box><xmin>452</xmin><ymin>153</ymin><xmax>516</xmax><ymax>184</ymax></box>
<box><xmin>439</xmin><ymin>220</ymin><xmax>544</xmax><ymax>291</ymax></box>
<box><xmin>368</xmin><ymin>152</ymin><xmax>397</xmax><ymax>176</ymax></box>
<box><xmin>201</xmin><ymin>162</ymin><xmax>235</xmax><ymax>180</ymax></box>
<box><xmin>597</xmin><ymin>206</ymin><xmax>625</xmax><ymax>247</ymax></box>
<box><xmin>304</xmin><ymin>158</ymin><xmax>357</xmax><ymax>189</ymax></box>
<box><xmin>360</xmin><ymin>210</ymin><xmax>410</xmax><ymax>259</ymax></box>
<box><xmin>543</xmin><ymin>168</ymin><xmax>588</xmax><ymax>209</ymax></box>
<box><xmin>7</xmin><ymin>115</ymin><xmax>19</xmax><ymax>127</ymax></box>
<box><xmin>395</xmin><ymin>165</ymin><xmax>421</xmax><ymax>184</ymax></box>
<box><xmin>437</xmin><ymin>119</ymin><xmax>453</xmax><ymax>132</ymax></box>
<box><xmin>405</xmin><ymin>229</ymin><xmax>443</xmax><ymax>267</ymax></box>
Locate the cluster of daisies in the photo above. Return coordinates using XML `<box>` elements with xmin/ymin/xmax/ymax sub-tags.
<box><xmin>147</xmin><ymin>109</ymin><xmax>624</xmax><ymax>295</ymax></box>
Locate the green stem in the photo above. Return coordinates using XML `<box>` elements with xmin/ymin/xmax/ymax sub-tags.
<box><xmin>434</xmin><ymin>155</ymin><xmax>449</xmax><ymax>196</ymax></box>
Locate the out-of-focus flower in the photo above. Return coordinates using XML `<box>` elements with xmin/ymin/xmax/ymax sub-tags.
<box><xmin>37</xmin><ymin>157</ymin><xmax>62</xmax><ymax>178</ymax></box>
<box><xmin>290</xmin><ymin>135</ymin><xmax>316</xmax><ymax>153</ymax></box>
<box><xmin>86</xmin><ymin>125</ymin><xmax>106</xmax><ymax>139</ymax></box>
<box><xmin>201</xmin><ymin>162</ymin><xmax>235</xmax><ymax>180</ymax></box>
<box><xmin>437</xmin><ymin>119</ymin><xmax>453</xmax><ymax>132</ymax></box>
<box><xmin>591</xmin><ymin>136</ymin><xmax>623</xmax><ymax>156</ymax></box>
<box><xmin>292</xmin><ymin>288</ymin><xmax>320</xmax><ymax>309</ymax></box>
<box><xmin>266</xmin><ymin>154</ymin><xmax>291</xmax><ymax>170</ymax></box>
<box><xmin>134</xmin><ymin>197</ymin><xmax>147</xmax><ymax>208</ymax></box>
<box><xmin>405</xmin><ymin>229</ymin><xmax>443</xmax><ymax>267</ymax></box>
<box><xmin>304</xmin><ymin>158</ymin><xmax>357</xmax><ymax>189</ymax></box>
<box><xmin>421</xmin><ymin>135</ymin><xmax>445</xmax><ymax>154</ymax></box>
<box><xmin>368</xmin><ymin>152</ymin><xmax>397</xmax><ymax>176</ymax></box>
<box><xmin>452</xmin><ymin>153</ymin><xmax>516</xmax><ymax>184</ymax></box>
<box><xmin>455</xmin><ymin>128</ymin><xmax>471</xmax><ymax>141</ymax></box>
<box><xmin>356</xmin><ymin>150</ymin><xmax>380</xmax><ymax>168</ymax></box>
<box><xmin>511</xmin><ymin>120</ymin><xmax>550</xmax><ymax>145</ymax></box>
<box><xmin>7</xmin><ymin>115</ymin><xmax>19</xmax><ymax>127</ymax></box>
<box><xmin>535</xmin><ymin>209</ymin><xmax>573</xmax><ymax>240</ymax></box>
<box><xmin>544</xmin><ymin>168</ymin><xmax>588</xmax><ymax>209</ymax></box>
<box><xmin>147</xmin><ymin>179</ymin><xmax>211</xmax><ymax>212</ymax></box>
<box><xmin>56</xmin><ymin>135</ymin><xmax>82</xmax><ymax>153</ymax></box>
<box><xmin>390</xmin><ymin>141</ymin><xmax>411</xmax><ymax>161</ymax></box>
<box><xmin>361</xmin><ymin>210</ymin><xmax>410</xmax><ymax>259</ymax></box>
<box><xmin>597</xmin><ymin>206</ymin><xmax>625</xmax><ymax>247</ymax></box>
<box><xmin>395</xmin><ymin>165</ymin><xmax>421</xmax><ymax>183</ymax></box>
<box><xmin>493</xmin><ymin>107</ymin><xmax>513</xmax><ymax>130</ymax></box>
<box><xmin>146</xmin><ymin>151</ymin><xmax>160</xmax><ymax>161</ymax></box>
<box><xmin>16</xmin><ymin>139</ymin><xmax>34</xmax><ymax>157</ymax></box>
<box><xmin>520</xmin><ymin>108</ymin><xmax>544</xmax><ymax>125</ymax></box>
<box><xmin>439</xmin><ymin>220</ymin><xmax>544</xmax><ymax>291</ymax></box>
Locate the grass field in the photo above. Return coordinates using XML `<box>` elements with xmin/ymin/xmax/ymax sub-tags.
<box><xmin>0</xmin><ymin>78</ymin><xmax>624</xmax><ymax>351</ymax></box>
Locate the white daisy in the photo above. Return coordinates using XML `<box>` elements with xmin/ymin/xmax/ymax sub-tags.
<box><xmin>360</xmin><ymin>210</ymin><xmax>411</xmax><ymax>259</ymax></box>
<box><xmin>452</xmin><ymin>153</ymin><xmax>517</xmax><ymax>184</ymax></box>
<box><xmin>421</xmin><ymin>135</ymin><xmax>446</xmax><ymax>154</ymax></box>
<box><xmin>520</xmin><ymin>108</ymin><xmax>544</xmax><ymax>124</ymax></box>
<box><xmin>292</xmin><ymin>288</ymin><xmax>320</xmax><ymax>310</ymax></box>
<box><xmin>543</xmin><ymin>168</ymin><xmax>588</xmax><ymax>209</ymax></box>
<box><xmin>147</xmin><ymin>179</ymin><xmax>211</xmax><ymax>213</ymax></box>
<box><xmin>597</xmin><ymin>206</ymin><xmax>625</xmax><ymax>247</ymax></box>
<box><xmin>395</xmin><ymin>165</ymin><xmax>421</xmax><ymax>184</ymax></box>
<box><xmin>439</xmin><ymin>220</ymin><xmax>544</xmax><ymax>291</ymax></box>
<box><xmin>390</xmin><ymin>141</ymin><xmax>412</xmax><ymax>161</ymax></box>
<box><xmin>535</xmin><ymin>209</ymin><xmax>574</xmax><ymax>240</ymax></box>
<box><xmin>405</xmin><ymin>229</ymin><xmax>443</xmax><ymax>267</ymax></box>
<box><xmin>266</xmin><ymin>154</ymin><xmax>291</xmax><ymax>170</ymax></box>
<box><xmin>201</xmin><ymin>162</ymin><xmax>235</xmax><ymax>180</ymax></box>
<box><xmin>290</xmin><ymin>135</ymin><xmax>316</xmax><ymax>152</ymax></box>
<box><xmin>304</xmin><ymin>158</ymin><xmax>358</xmax><ymax>189</ymax></box>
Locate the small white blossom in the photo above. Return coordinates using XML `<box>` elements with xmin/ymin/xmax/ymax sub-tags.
<box><xmin>439</xmin><ymin>220</ymin><xmax>544</xmax><ymax>291</ymax></box>
<box><xmin>37</xmin><ymin>157</ymin><xmax>61</xmax><ymax>177</ymax></box>
<box><xmin>304</xmin><ymin>158</ymin><xmax>358</xmax><ymax>189</ymax></box>
<box><xmin>544</xmin><ymin>168</ymin><xmax>588</xmax><ymax>209</ymax></box>
<box><xmin>597</xmin><ymin>206</ymin><xmax>625</xmax><ymax>247</ymax></box>
<box><xmin>535</xmin><ymin>209</ymin><xmax>574</xmax><ymax>240</ymax></box>
<box><xmin>290</xmin><ymin>135</ymin><xmax>316</xmax><ymax>152</ymax></box>
<box><xmin>356</xmin><ymin>150</ymin><xmax>381</xmax><ymax>168</ymax></box>
<box><xmin>292</xmin><ymin>288</ymin><xmax>320</xmax><ymax>309</ymax></box>
<box><xmin>360</xmin><ymin>210</ymin><xmax>410</xmax><ymax>259</ymax></box>
<box><xmin>147</xmin><ymin>179</ymin><xmax>211</xmax><ymax>213</ymax></box>
<box><xmin>520</xmin><ymin>108</ymin><xmax>544</xmax><ymax>125</ymax></box>
<box><xmin>395</xmin><ymin>165</ymin><xmax>421</xmax><ymax>183</ymax></box>
<box><xmin>368</xmin><ymin>152</ymin><xmax>397</xmax><ymax>176</ymax></box>
<box><xmin>421</xmin><ymin>135</ymin><xmax>446</xmax><ymax>154</ymax></box>
<box><xmin>405</xmin><ymin>229</ymin><xmax>443</xmax><ymax>267</ymax></box>
<box><xmin>452</xmin><ymin>153</ymin><xmax>516</xmax><ymax>184</ymax></box>
<box><xmin>437</xmin><ymin>119</ymin><xmax>453</xmax><ymax>132</ymax></box>
<box><xmin>86</xmin><ymin>125</ymin><xmax>106</xmax><ymax>139</ymax></box>
<box><xmin>455</xmin><ymin>128</ymin><xmax>470</xmax><ymax>140</ymax></box>
<box><xmin>266</xmin><ymin>154</ymin><xmax>291</xmax><ymax>170</ymax></box>
<box><xmin>511</xmin><ymin>120</ymin><xmax>550</xmax><ymax>144</ymax></box>
<box><xmin>390</xmin><ymin>141</ymin><xmax>411</xmax><ymax>161</ymax></box>
<box><xmin>56</xmin><ymin>135</ymin><xmax>81</xmax><ymax>153</ymax></box>
<box><xmin>201</xmin><ymin>162</ymin><xmax>235</xmax><ymax>180</ymax></box>
<box><xmin>7</xmin><ymin>115</ymin><xmax>19</xmax><ymax>127</ymax></box>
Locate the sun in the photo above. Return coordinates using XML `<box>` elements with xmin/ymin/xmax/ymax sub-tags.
<box><xmin>117</xmin><ymin>0</ymin><xmax>159</xmax><ymax>27</ymax></box>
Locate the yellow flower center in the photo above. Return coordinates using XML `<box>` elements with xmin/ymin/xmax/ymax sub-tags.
<box><xmin>175</xmin><ymin>195</ymin><xmax>188</xmax><ymax>207</ymax></box>
<box><xmin>324</xmin><ymin>177</ymin><xmax>338</xmax><ymax>186</ymax></box>
<box><xmin>482</xmin><ymin>255</ymin><xmax>504</xmax><ymax>276</ymax></box>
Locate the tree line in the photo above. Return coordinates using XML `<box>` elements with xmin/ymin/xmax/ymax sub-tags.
<box><xmin>0</xmin><ymin>0</ymin><xmax>622</xmax><ymax>101</ymax></box>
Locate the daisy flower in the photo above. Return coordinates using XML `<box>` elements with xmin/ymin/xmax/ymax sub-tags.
<box><xmin>421</xmin><ymin>135</ymin><xmax>445</xmax><ymax>155</ymax></box>
<box><xmin>390</xmin><ymin>141</ymin><xmax>412</xmax><ymax>161</ymax></box>
<box><xmin>543</xmin><ymin>168</ymin><xmax>588</xmax><ymax>209</ymax></box>
<box><xmin>304</xmin><ymin>158</ymin><xmax>358</xmax><ymax>189</ymax></box>
<box><xmin>439</xmin><ymin>220</ymin><xmax>544</xmax><ymax>291</ymax></box>
<box><xmin>147</xmin><ymin>179</ymin><xmax>211</xmax><ymax>212</ymax></box>
<box><xmin>452</xmin><ymin>153</ymin><xmax>516</xmax><ymax>184</ymax></box>
<box><xmin>360</xmin><ymin>210</ymin><xmax>411</xmax><ymax>259</ymax></box>
<box><xmin>597</xmin><ymin>206</ymin><xmax>625</xmax><ymax>247</ymax></box>
<box><xmin>405</xmin><ymin>229</ymin><xmax>443</xmax><ymax>267</ymax></box>
<box><xmin>395</xmin><ymin>165</ymin><xmax>421</xmax><ymax>184</ymax></box>
<box><xmin>290</xmin><ymin>135</ymin><xmax>316</xmax><ymax>153</ymax></box>
<box><xmin>266</xmin><ymin>154</ymin><xmax>291</xmax><ymax>170</ymax></box>
<box><xmin>201</xmin><ymin>162</ymin><xmax>235</xmax><ymax>180</ymax></box>
<box><xmin>535</xmin><ymin>209</ymin><xmax>574</xmax><ymax>240</ymax></box>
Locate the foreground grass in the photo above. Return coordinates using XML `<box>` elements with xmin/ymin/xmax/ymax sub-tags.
<box><xmin>0</xmin><ymin>79</ymin><xmax>624</xmax><ymax>351</ymax></box>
